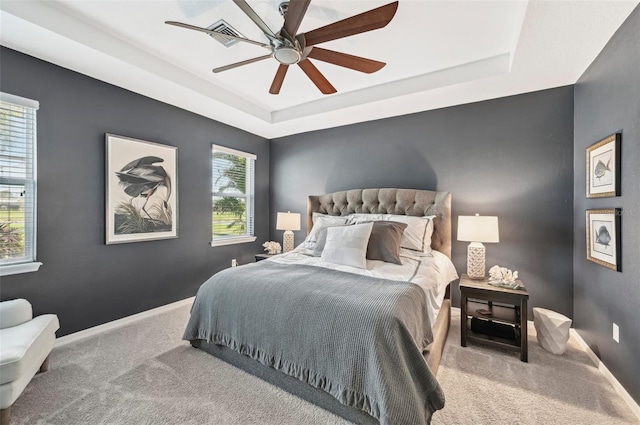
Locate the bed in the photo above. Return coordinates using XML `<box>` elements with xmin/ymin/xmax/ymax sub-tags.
<box><xmin>185</xmin><ymin>188</ymin><xmax>457</xmax><ymax>424</ymax></box>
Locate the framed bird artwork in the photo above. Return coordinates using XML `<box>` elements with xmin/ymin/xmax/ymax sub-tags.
<box><xmin>105</xmin><ymin>134</ymin><xmax>178</xmax><ymax>244</ymax></box>
<box><xmin>586</xmin><ymin>133</ymin><xmax>621</xmax><ymax>198</ymax></box>
<box><xmin>586</xmin><ymin>208</ymin><xmax>621</xmax><ymax>271</ymax></box>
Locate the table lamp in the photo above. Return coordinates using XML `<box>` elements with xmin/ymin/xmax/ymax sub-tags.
<box><xmin>276</xmin><ymin>211</ymin><xmax>301</xmax><ymax>253</ymax></box>
<box><xmin>457</xmin><ymin>214</ymin><xmax>499</xmax><ymax>279</ymax></box>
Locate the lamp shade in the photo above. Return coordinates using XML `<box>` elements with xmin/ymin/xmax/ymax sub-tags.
<box><xmin>457</xmin><ymin>214</ymin><xmax>499</xmax><ymax>243</ymax></box>
<box><xmin>276</xmin><ymin>212</ymin><xmax>301</xmax><ymax>231</ymax></box>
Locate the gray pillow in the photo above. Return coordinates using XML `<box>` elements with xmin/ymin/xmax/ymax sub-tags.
<box><xmin>365</xmin><ymin>221</ymin><xmax>408</xmax><ymax>265</ymax></box>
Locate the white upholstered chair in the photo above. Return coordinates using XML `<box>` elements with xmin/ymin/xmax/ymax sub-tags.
<box><xmin>0</xmin><ymin>299</ymin><xmax>59</xmax><ymax>424</ymax></box>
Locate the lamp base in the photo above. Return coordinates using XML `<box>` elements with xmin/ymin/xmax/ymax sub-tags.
<box><xmin>467</xmin><ymin>242</ymin><xmax>486</xmax><ymax>279</ymax></box>
<box><xmin>283</xmin><ymin>230</ymin><xmax>294</xmax><ymax>253</ymax></box>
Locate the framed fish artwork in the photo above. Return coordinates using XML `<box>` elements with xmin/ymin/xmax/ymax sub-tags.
<box><xmin>586</xmin><ymin>209</ymin><xmax>621</xmax><ymax>271</ymax></box>
<box><xmin>586</xmin><ymin>133</ymin><xmax>621</xmax><ymax>198</ymax></box>
<box><xmin>105</xmin><ymin>134</ymin><xmax>178</xmax><ymax>244</ymax></box>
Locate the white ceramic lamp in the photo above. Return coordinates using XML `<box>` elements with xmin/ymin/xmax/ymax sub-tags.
<box><xmin>457</xmin><ymin>214</ymin><xmax>499</xmax><ymax>279</ymax></box>
<box><xmin>276</xmin><ymin>211</ymin><xmax>301</xmax><ymax>253</ymax></box>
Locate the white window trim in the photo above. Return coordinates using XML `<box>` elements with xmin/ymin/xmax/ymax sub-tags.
<box><xmin>0</xmin><ymin>92</ymin><xmax>41</xmax><ymax>274</ymax></box>
<box><xmin>211</xmin><ymin>145</ymin><xmax>256</xmax><ymax>246</ymax></box>
<box><xmin>0</xmin><ymin>92</ymin><xmax>39</xmax><ymax>110</ymax></box>
<box><xmin>0</xmin><ymin>262</ymin><xmax>42</xmax><ymax>277</ymax></box>
<box><xmin>210</xmin><ymin>235</ymin><xmax>257</xmax><ymax>247</ymax></box>
<box><xmin>212</xmin><ymin>144</ymin><xmax>256</xmax><ymax>160</ymax></box>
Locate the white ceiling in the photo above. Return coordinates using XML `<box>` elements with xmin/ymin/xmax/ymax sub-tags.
<box><xmin>1</xmin><ymin>1</ymin><xmax>638</xmax><ymax>139</ymax></box>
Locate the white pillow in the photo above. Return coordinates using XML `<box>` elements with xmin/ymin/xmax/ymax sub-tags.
<box><xmin>312</xmin><ymin>212</ymin><xmax>347</xmax><ymax>224</ymax></box>
<box><xmin>306</xmin><ymin>215</ymin><xmax>349</xmax><ymax>243</ymax></box>
<box><xmin>346</xmin><ymin>213</ymin><xmax>384</xmax><ymax>224</ymax></box>
<box><xmin>384</xmin><ymin>214</ymin><xmax>435</xmax><ymax>253</ymax></box>
<box><xmin>321</xmin><ymin>222</ymin><xmax>373</xmax><ymax>269</ymax></box>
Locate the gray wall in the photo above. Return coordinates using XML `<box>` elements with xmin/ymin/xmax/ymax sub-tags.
<box><xmin>574</xmin><ymin>6</ymin><xmax>640</xmax><ymax>404</ymax></box>
<box><xmin>0</xmin><ymin>47</ymin><xmax>269</xmax><ymax>336</ymax></box>
<box><xmin>270</xmin><ymin>86</ymin><xmax>575</xmax><ymax>316</ymax></box>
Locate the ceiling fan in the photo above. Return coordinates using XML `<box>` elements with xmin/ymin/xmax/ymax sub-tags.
<box><xmin>166</xmin><ymin>0</ymin><xmax>399</xmax><ymax>95</ymax></box>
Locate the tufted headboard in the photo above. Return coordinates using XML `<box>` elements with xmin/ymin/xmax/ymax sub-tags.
<box><xmin>307</xmin><ymin>188</ymin><xmax>452</xmax><ymax>259</ymax></box>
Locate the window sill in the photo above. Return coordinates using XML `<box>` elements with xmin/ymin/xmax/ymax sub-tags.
<box><xmin>0</xmin><ymin>262</ymin><xmax>43</xmax><ymax>277</ymax></box>
<box><xmin>210</xmin><ymin>236</ymin><xmax>257</xmax><ymax>247</ymax></box>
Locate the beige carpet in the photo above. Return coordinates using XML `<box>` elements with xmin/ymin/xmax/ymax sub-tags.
<box><xmin>10</xmin><ymin>305</ymin><xmax>638</xmax><ymax>425</ymax></box>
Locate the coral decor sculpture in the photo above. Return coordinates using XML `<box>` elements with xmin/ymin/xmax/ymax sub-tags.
<box><xmin>488</xmin><ymin>265</ymin><xmax>521</xmax><ymax>289</ymax></box>
<box><xmin>263</xmin><ymin>241</ymin><xmax>282</xmax><ymax>255</ymax></box>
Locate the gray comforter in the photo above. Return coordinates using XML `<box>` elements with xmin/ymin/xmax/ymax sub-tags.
<box><xmin>183</xmin><ymin>261</ymin><xmax>445</xmax><ymax>424</ymax></box>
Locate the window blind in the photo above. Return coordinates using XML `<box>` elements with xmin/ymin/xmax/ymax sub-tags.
<box><xmin>212</xmin><ymin>145</ymin><xmax>255</xmax><ymax>241</ymax></box>
<box><xmin>0</xmin><ymin>93</ymin><xmax>38</xmax><ymax>265</ymax></box>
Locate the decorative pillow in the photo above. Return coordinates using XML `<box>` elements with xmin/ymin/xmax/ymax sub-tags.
<box><xmin>314</xmin><ymin>221</ymin><xmax>406</xmax><ymax>263</ymax></box>
<box><xmin>321</xmin><ymin>222</ymin><xmax>374</xmax><ymax>269</ymax></box>
<box><xmin>306</xmin><ymin>215</ymin><xmax>349</xmax><ymax>242</ymax></box>
<box><xmin>312</xmin><ymin>224</ymin><xmax>352</xmax><ymax>256</ymax></box>
<box><xmin>384</xmin><ymin>215</ymin><xmax>435</xmax><ymax>253</ymax></box>
<box><xmin>365</xmin><ymin>221</ymin><xmax>408</xmax><ymax>264</ymax></box>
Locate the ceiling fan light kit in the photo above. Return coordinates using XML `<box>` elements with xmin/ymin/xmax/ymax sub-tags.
<box><xmin>274</xmin><ymin>47</ymin><xmax>301</xmax><ymax>65</ymax></box>
<box><xmin>166</xmin><ymin>0</ymin><xmax>399</xmax><ymax>95</ymax></box>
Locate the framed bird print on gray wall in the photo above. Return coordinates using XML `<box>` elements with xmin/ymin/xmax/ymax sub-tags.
<box><xmin>586</xmin><ymin>133</ymin><xmax>621</xmax><ymax>198</ymax></box>
<box><xmin>586</xmin><ymin>209</ymin><xmax>621</xmax><ymax>271</ymax></box>
<box><xmin>105</xmin><ymin>134</ymin><xmax>178</xmax><ymax>244</ymax></box>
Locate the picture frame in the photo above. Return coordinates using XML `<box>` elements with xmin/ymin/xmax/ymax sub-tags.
<box><xmin>105</xmin><ymin>134</ymin><xmax>178</xmax><ymax>244</ymax></box>
<box><xmin>586</xmin><ymin>209</ymin><xmax>621</xmax><ymax>272</ymax></box>
<box><xmin>586</xmin><ymin>133</ymin><xmax>621</xmax><ymax>198</ymax></box>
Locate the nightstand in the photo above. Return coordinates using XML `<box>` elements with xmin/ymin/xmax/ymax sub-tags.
<box><xmin>460</xmin><ymin>274</ymin><xmax>529</xmax><ymax>362</ymax></box>
<box><xmin>255</xmin><ymin>253</ymin><xmax>279</xmax><ymax>262</ymax></box>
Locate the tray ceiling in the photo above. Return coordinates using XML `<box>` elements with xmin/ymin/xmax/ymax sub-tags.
<box><xmin>1</xmin><ymin>1</ymin><xmax>638</xmax><ymax>138</ymax></box>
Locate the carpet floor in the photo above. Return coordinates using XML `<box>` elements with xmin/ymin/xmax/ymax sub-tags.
<box><xmin>10</xmin><ymin>305</ymin><xmax>638</xmax><ymax>425</ymax></box>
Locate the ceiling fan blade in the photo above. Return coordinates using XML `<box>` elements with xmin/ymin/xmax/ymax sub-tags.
<box><xmin>303</xmin><ymin>1</ymin><xmax>399</xmax><ymax>46</ymax></box>
<box><xmin>212</xmin><ymin>54</ymin><xmax>272</xmax><ymax>73</ymax></box>
<box><xmin>165</xmin><ymin>21</ymin><xmax>271</xmax><ymax>49</ymax></box>
<box><xmin>283</xmin><ymin>0</ymin><xmax>311</xmax><ymax>39</ymax></box>
<box><xmin>307</xmin><ymin>47</ymin><xmax>385</xmax><ymax>73</ymax></box>
<box><xmin>269</xmin><ymin>65</ymin><xmax>289</xmax><ymax>94</ymax></box>
<box><xmin>232</xmin><ymin>0</ymin><xmax>276</xmax><ymax>37</ymax></box>
<box><xmin>297</xmin><ymin>59</ymin><xmax>337</xmax><ymax>94</ymax></box>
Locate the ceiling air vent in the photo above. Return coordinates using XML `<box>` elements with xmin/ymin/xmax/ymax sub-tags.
<box><xmin>207</xmin><ymin>20</ymin><xmax>244</xmax><ymax>48</ymax></box>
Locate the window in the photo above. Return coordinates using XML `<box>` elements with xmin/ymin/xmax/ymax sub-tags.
<box><xmin>211</xmin><ymin>144</ymin><xmax>256</xmax><ymax>246</ymax></box>
<box><xmin>0</xmin><ymin>93</ymin><xmax>41</xmax><ymax>276</ymax></box>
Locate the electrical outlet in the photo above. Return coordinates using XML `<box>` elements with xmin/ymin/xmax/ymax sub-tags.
<box><xmin>613</xmin><ymin>323</ymin><xmax>619</xmax><ymax>343</ymax></box>
<box><xmin>231</xmin><ymin>259</ymin><xmax>237</xmax><ymax>267</ymax></box>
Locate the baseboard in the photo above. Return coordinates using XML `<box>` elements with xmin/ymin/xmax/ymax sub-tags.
<box><xmin>570</xmin><ymin>329</ymin><xmax>640</xmax><ymax>421</ymax></box>
<box><xmin>54</xmin><ymin>296</ymin><xmax>195</xmax><ymax>349</ymax></box>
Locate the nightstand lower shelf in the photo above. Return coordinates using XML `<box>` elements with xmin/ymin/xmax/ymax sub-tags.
<box><xmin>465</xmin><ymin>317</ymin><xmax>521</xmax><ymax>352</ymax></box>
